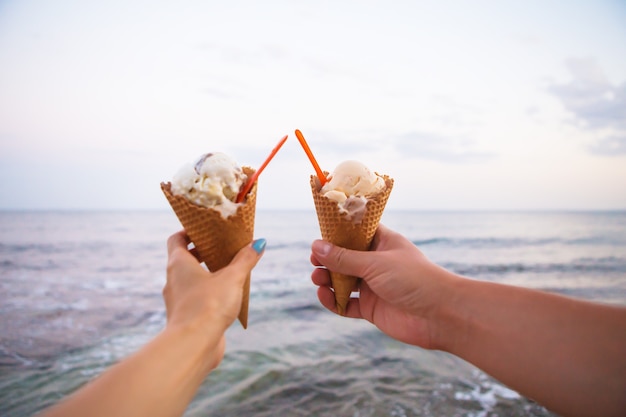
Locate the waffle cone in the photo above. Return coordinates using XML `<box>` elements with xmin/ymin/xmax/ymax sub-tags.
<box><xmin>310</xmin><ymin>173</ymin><xmax>393</xmax><ymax>315</ymax></box>
<box><xmin>160</xmin><ymin>167</ymin><xmax>257</xmax><ymax>328</ymax></box>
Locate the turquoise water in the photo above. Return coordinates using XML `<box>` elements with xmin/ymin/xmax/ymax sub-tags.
<box><xmin>1</xmin><ymin>210</ymin><xmax>625</xmax><ymax>416</ymax></box>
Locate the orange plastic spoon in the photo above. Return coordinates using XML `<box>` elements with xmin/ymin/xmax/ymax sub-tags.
<box><xmin>236</xmin><ymin>134</ymin><xmax>289</xmax><ymax>203</ymax></box>
<box><xmin>294</xmin><ymin>129</ymin><xmax>328</xmax><ymax>186</ymax></box>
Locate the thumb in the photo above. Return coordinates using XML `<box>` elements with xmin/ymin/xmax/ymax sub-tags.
<box><xmin>224</xmin><ymin>238</ymin><xmax>266</xmax><ymax>279</ymax></box>
<box><xmin>311</xmin><ymin>240</ymin><xmax>374</xmax><ymax>279</ymax></box>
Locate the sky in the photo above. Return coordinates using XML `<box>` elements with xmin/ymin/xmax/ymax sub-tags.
<box><xmin>1</xmin><ymin>0</ymin><xmax>625</xmax><ymax>211</ymax></box>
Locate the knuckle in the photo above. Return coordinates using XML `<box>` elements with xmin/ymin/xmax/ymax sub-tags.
<box><xmin>166</xmin><ymin>256</ymin><xmax>177</xmax><ymax>275</ymax></box>
<box><xmin>162</xmin><ymin>282</ymin><xmax>171</xmax><ymax>300</ymax></box>
<box><xmin>167</xmin><ymin>248</ymin><xmax>184</xmax><ymax>267</ymax></box>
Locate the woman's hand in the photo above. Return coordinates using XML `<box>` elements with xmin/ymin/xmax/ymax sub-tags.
<box><xmin>163</xmin><ymin>231</ymin><xmax>266</xmax><ymax>372</ymax></box>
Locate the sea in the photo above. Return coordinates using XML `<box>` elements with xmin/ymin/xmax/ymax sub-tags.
<box><xmin>1</xmin><ymin>210</ymin><xmax>625</xmax><ymax>417</ymax></box>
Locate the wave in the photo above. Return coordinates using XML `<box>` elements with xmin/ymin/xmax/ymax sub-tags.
<box><xmin>443</xmin><ymin>256</ymin><xmax>626</xmax><ymax>276</ymax></box>
<box><xmin>412</xmin><ymin>236</ymin><xmax>624</xmax><ymax>248</ymax></box>
<box><xmin>265</xmin><ymin>241</ymin><xmax>313</xmax><ymax>251</ymax></box>
<box><xmin>0</xmin><ymin>259</ymin><xmax>63</xmax><ymax>271</ymax></box>
<box><xmin>188</xmin><ymin>331</ymin><xmax>550</xmax><ymax>417</ymax></box>
<box><xmin>0</xmin><ymin>241</ymin><xmax>113</xmax><ymax>255</ymax></box>
<box><xmin>0</xmin><ymin>243</ymin><xmax>68</xmax><ymax>255</ymax></box>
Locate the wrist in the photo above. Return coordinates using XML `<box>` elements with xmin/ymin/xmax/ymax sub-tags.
<box><xmin>163</xmin><ymin>319</ymin><xmax>225</xmax><ymax>376</ymax></box>
<box><xmin>426</xmin><ymin>269</ymin><xmax>469</xmax><ymax>352</ymax></box>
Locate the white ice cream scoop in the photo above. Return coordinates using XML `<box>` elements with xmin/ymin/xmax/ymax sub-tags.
<box><xmin>321</xmin><ymin>160</ymin><xmax>386</xmax><ymax>197</ymax></box>
<box><xmin>171</xmin><ymin>152</ymin><xmax>247</xmax><ymax>217</ymax></box>
<box><xmin>321</xmin><ymin>160</ymin><xmax>386</xmax><ymax>221</ymax></box>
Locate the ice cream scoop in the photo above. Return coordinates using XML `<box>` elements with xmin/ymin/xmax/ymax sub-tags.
<box><xmin>171</xmin><ymin>152</ymin><xmax>247</xmax><ymax>218</ymax></box>
<box><xmin>320</xmin><ymin>160</ymin><xmax>386</xmax><ymax>223</ymax></box>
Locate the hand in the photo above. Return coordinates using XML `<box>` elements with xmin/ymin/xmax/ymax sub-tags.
<box><xmin>163</xmin><ymin>231</ymin><xmax>265</xmax><ymax>371</ymax></box>
<box><xmin>310</xmin><ymin>224</ymin><xmax>457</xmax><ymax>349</ymax></box>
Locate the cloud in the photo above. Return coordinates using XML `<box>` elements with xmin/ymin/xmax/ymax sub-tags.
<box><xmin>233</xmin><ymin>128</ymin><xmax>496</xmax><ymax>165</ymax></box>
<box><xmin>548</xmin><ymin>58</ymin><xmax>626</xmax><ymax>131</ymax></box>
<box><xmin>391</xmin><ymin>131</ymin><xmax>495</xmax><ymax>164</ymax></box>
<box><xmin>228</xmin><ymin>127</ymin><xmax>495</xmax><ymax>174</ymax></box>
<box><xmin>547</xmin><ymin>58</ymin><xmax>626</xmax><ymax>155</ymax></box>
<box><xmin>588</xmin><ymin>134</ymin><xmax>626</xmax><ymax>156</ymax></box>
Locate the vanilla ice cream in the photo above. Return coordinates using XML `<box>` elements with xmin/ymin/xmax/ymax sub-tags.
<box><xmin>171</xmin><ymin>152</ymin><xmax>248</xmax><ymax>218</ymax></box>
<box><xmin>320</xmin><ymin>160</ymin><xmax>386</xmax><ymax>222</ymax></box>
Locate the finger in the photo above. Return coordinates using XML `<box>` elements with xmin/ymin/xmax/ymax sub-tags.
<box><xmin>311</xmin><ymin>240</ymin><xmax>375</xmax><ymax>279</ymax></box>
<box><xmin>317</xmin><ymin>286</ymin><xmax>364</xmax><ymax>319</ymax></box>
<box><xmin>223</xmin><ymin>238</ymin><xmax>266</xmax><ymax>284</ymax></box>
<box><xmin>343</xmin><ymin>297</ymin><xmax>365</xmax><ymax>319</ymax></box>
<box><xmin>188</xmin><ymin>246</ymin><xmax>201</xmax><ymax>261</ymax></box>
<box><xmin>166</xmin><ymin>231</ymin><xmax>199</xmax><ymax>272</ymax></box>
<box><xmin>370</xmin><ymin>224</ymin><xmax>388</xmax><ymax>250</ymax></box>
<box><xmin>317</xmin><ymin>286</ymin><xmax>338</xmax><ymax>312</ymax></box>
<box><xmin>311</xmin><ymin>269</ymin><xmax>361</xmax><ymax>292</ymax></box>
<box><xmin>310</xmin><ymin>253</ymin><xmax>324</xmax><ymax>267</ymax></box>
<box><xmin>311</xmin><ymin>267</ymin><xmax>331</xmax><ymax>286</ymax></box>
<box><xmin>167</xmin><ymin>230</ymin><xmax>189</xmax><ymax>257</ymax></box>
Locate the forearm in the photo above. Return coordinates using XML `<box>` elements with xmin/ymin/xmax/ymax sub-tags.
<box><xmin>38</xmin><ymin>325</ymin><xmax>219</xmax><ymax>417</ymax></box>
<box><xmin>435</xmin><ymin>277</ymin><xmax>626</xmax><ymax>417</ymax></box>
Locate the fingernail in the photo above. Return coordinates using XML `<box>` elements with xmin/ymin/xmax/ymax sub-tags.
<box><xmin>312</xmin><ymin>240</ymin><xmax>331</xmax><ymax>256</ymax></box>
<box><xmin>252</xmin><ymin>238</ymin><xmax>267</xmax><ymax>254</ymax></box>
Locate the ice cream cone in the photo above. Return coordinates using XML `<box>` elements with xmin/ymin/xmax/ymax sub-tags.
<box><xmin>160</xmin><ymin>167</ymin><xmax>257</xmax><ymax>329</ymax></box>
<box><xmin>310</xmin><ymin>172</ymin><xmax>393</xmax><ymax>315</ymax></box>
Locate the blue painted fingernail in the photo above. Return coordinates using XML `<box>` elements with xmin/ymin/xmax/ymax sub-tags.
<box><xmin>252</xmin><ymin>238</ymin><xmax>267</xmax><ymax>254</ymax></box>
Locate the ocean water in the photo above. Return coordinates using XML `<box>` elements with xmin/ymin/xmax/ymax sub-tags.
<box><xmin>1</xmin><ymin>210</ymin><xmax>625</xmax><ymax>417</ymax></box>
